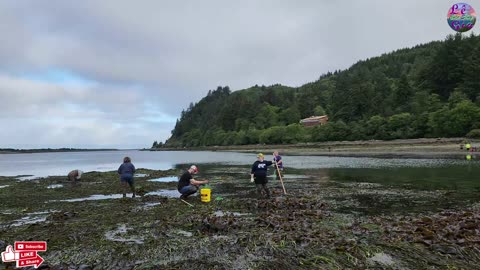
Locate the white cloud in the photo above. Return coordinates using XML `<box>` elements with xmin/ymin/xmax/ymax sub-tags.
<box><xmin>0</xmin><ymin>0</ymin><xmax>475</xmax><ymax>148</ymax></box>
<box><xmin>0</xmin><ymin>74</ymin><xmax>173</xmax><ymax>148</ymax></box>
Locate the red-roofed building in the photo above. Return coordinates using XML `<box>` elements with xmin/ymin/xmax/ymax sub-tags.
<box><xmin>300</xmin><ymin>115</ymin><xmax>329</xmax><ymax>127</ymax></box>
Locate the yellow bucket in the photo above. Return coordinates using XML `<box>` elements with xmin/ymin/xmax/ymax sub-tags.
<box><xmin>200</xmin><ymin>188</ymin><xmax>211</xmax><ymax>203</ymax></box>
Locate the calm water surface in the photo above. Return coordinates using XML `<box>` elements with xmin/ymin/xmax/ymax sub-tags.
<box><xmin>0</xmin><ymin>150</ymin><xmax>479</xmax><ymax>177</ymax></box>
<box><xmin>1</xmin><ymin>151</ymin><xmax>479</xmax><ymax>191</ymax></box>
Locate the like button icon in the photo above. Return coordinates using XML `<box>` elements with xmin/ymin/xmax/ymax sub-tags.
<box><xmin>2</xmin><ymin>245</ymin><xmax>19</xmax><ymax>262</ymax></box>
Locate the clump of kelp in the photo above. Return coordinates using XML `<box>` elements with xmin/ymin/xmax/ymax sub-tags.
<box><xmin>1</xmin><ymin>167</ymin><xmax>480</xmax><ymax>269</ymax></box>
<box><xmin>373</xmin><ymin>210</ymin><xmax>480</xmax><ymax>247</ymax></box>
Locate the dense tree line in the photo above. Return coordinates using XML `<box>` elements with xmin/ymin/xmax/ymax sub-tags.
<box><xmin>155</xmin><ymin>34</ymin><xmax>480</xmax><ymax>148</ymax></box>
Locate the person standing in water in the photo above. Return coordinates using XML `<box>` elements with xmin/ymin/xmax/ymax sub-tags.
<box><xmin>178</xmin><ymin>165</ymin><xmax>209</xmax><ymax>199</ymax></box>
<box><xmin>251</xmin><ymin>153</ymin><xmax>274</xmax><ymax>198</ymax></box>
<box><xmin>118</xmin><ymin>157</ymin><xmax>136</xmax><ymax>198</ymax></box>
<box><xmin>273</xmin><ymin>151</ymin><xmax>284</xmax><ymax>180</ymax></box>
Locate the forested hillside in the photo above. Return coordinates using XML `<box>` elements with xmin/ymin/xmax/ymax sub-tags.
<box><xmin>156</xmin><ymin>33</ymin><xmax>480</xmax><ymax>148</ymax></box>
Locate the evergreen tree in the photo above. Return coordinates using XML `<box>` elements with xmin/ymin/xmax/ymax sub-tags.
<box><xmin>154</xmin><ymin>34</ymin><xmax>480</xmax><ymax>148</ymax></box>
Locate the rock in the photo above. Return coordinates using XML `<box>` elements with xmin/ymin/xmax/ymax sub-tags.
<box><xmin>64</xmin><ymin>212</ymin><xmax>77</xmax><ymax>218</ymax></box>
<box><xmin>77</xmin><ymin>264</ymin><xmax>92</xmax><ymax>270</ymax></box>
<box><xmin>420</xmin><ymin>217</ymin><xmax>433</xmax><ymax>224</ymax></box>
<box><xmin>24</xmin><ymin>266</ymin><xmax>51</xmax><ymax>270</ymax></box>
<box><xmin>367</xmin><ymin>252</ymin><xmax>395</xmax><ymax>266</ymax></box>
<box><xmin>433</xmin><ymin>245</ymin><xmax>458</xmax><ymax>255</ymax></box>
<box><xmin>418</xmin><ymin>239</ymin><xmax>433</xmax><ymax>246</ymax></box>
<box><xmin>464</xmin><ymin>221</ymin><xmax>477</xmax><ymax>230</ymax></box>
<box><xmin>0</xmin><ymin>240</ymin><xmax>6</xmax><ymax>250</ymax></box>
<box><xmin>47</xmin><ymin>211</ymin><xmax>77</xmax><ymax>221</ymax></box>
<box><xmin>422</xmin><ymin>229</ymin><xmax>435</xmax><ymax>240</ymax></box>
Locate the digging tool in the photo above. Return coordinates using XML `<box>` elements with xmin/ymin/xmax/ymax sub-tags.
<box><xmin>273</xmin><ymin>157</ymin><xmax>287</xmax><ymax>195</ymax></box>
<box><xmin>180</xmin><ymin>199</ymin><xmax>194</xmax><ymax>207</ymax></box>
<box><xmin>106</xmin><ymin>179</ymin><xmax>120</xmax><ymax>192</ymax></box>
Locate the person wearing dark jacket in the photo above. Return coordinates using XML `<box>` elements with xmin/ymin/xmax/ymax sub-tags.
<box><xmin>250</xmin><ymin>153</ymin><xmax>273</xmax><ymax>198</ymax></box>
<box><xmin>118</xmin><ymin>156</ymin><xmax>136</xmax><ymax>198</ymax></box>
<box><xmin>177</xmin><ymin>165</ymin><xmax>209</xmax><ymax>199</ymax></box>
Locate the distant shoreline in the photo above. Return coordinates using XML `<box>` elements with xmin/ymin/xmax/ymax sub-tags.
<box><xmin>0</xmin><ymin>148</ymin><xmax>119</xmax><ymax>154</ymax></box>
<box><xmin>146</xmin><ymin>138</ymin><xmax>480</xmax><ymax>159</ymax></box>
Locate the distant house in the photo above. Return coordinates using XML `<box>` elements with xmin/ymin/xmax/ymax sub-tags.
<box><xmin>300</xmin><ymin>115</ymin><xmax>329</xmax><ymax>127</ymax></box>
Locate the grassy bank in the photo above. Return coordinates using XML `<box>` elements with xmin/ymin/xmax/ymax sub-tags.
<box><xmin>1</xmin><ymin>165</ymin><xmax>480</xmax><ymax>269</ymax></box>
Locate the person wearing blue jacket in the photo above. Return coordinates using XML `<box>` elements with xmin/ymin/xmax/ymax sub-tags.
<box><xmin>250</xmin><ymin>153</ymin><xmax>273</xmax><ymax>198</ymax></box>
<box><xmin>118</xmin><ymin>156</ymin><xmax>136</xmax><ymax>198</ymax></box>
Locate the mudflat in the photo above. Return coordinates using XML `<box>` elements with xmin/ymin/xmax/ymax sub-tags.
<box><xmin>1</xmin><ymin>162</ymin><xmax>480</xmax><ymax>269</ymax></box>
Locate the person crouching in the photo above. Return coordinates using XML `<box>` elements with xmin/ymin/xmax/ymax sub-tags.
<box><xmin>178</xmin><ymin>165</ymin><xmax>209</xmax><ymax>199</ymax></box>
<box><xmin>67</xmin><ymin>169</ymin><xmax>83</xmax><ymax>181</ymax></box>
<box><xmin>251</xmin><ymin>153</ymin><xmax>273</xmax><ymax>198</ymax></box>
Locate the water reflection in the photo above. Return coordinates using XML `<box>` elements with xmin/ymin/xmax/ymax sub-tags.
<box><xmin>2</xmin><ymin>150</ymin><xmax>479</xmax><ymax>178</ymax></box>
<box><xmin>105</xmin><ymin>224</ymin><xmax>144</xmax><ymax>244</ymax></box>
<box><xmin>47</xmin><ymin>184</ymin><xmax>64</xmax><ymax>189</ymax></box>
<box><xmin>324</xmin><ymin>165</ymin><xmax>480</xmax><ymax>215</ymax></box>
<box><xmin>148</xmin><ymin>176</ymin><xmax>178</xmax><ymax>183</ymax></box>
<box><xmin>327</xmin><ymin>165</ymin><xmax>480</xmax><ymax>190</ymax></box>
<box><xmin>465</xmin><ymin>154</ymin><xmax>480</xmax><ymax>160</ymax></box>
<box><xmin>16</xmin><ymin>175</ymin><xmax>39</xmax><ymax>181</ymax></box>
<box><xmin>52</xmin><ymin>194</ymin><xmax>134</xmax><ymax>202</ymax></box>
<box><xmin>52</xmin><ymin>189</ymin><xmax>183</xmax><ymax>202</ymax></box>
<box><xmin>1</xmin><ymin>210</ymin><xmax>59</xmax><ymax>228</ymax></box>
<box><xmin>145</xmin><ymin>189</ymin><xmax>182</xmax><ymax>198</ymax></box>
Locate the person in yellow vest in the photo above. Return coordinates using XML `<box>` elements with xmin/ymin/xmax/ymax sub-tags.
<box><xmin>466</xmin><ymin>142</ymin><xmax>471</xmax><ymax>151</ymax></box>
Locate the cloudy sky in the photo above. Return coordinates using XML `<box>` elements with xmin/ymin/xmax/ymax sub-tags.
<box><xmin>0</xmin><ymin>0</ymin><xmax>477</xmax><ymax>149</ymax></box>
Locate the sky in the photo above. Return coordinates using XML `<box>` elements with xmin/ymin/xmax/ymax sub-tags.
<box><xmin>0</xmin><ymin>0</ymin><xmax>478</xmax><ymax>149</ymax></box>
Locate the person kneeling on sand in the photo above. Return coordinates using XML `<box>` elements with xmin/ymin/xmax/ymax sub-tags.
<box><xmin>67</xmin><ymin>169</ymin><xmax>83</xmax><ymax>181</ymax></box>
<box><xmin>178</xmin><ymin>165</ymin><xmax>209</xmax><ymax>199</ymax></box>
<box><xmin>118</xmin><ymin>156</ymin><xmax>136</xmax><ymax>198</ymax></box>
<box><xmin>251</xmin><ymin>153</ymin><xmax>274</xmax><ymax>198</ymax></box>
